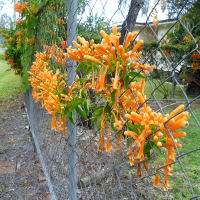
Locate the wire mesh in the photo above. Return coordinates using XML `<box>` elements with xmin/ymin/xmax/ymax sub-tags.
<box><xmin>22</xmin><ymin>0</ymin><xmax>200</xmax><ymax>199</ymax></box>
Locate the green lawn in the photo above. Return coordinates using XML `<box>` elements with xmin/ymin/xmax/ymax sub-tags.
<box><xmin>170</xmin><ymin>107</ymin><xmax>200</xmax><ymax>199</ymax></box>
<box><xmin>145</xmin><ymin>78</ymin><xmax>185</xmax><ymax>99</ymax></box>
<box><xmin>154</xmin><ymin>106</ymin><xmax>200</xmax><ymax>199</ymax></box>
<box><xmin>0</xmin><ymin>55</ymin><xmax>22</xmax><ymax>101</ymax></box>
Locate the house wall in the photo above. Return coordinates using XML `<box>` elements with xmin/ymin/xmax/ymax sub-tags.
<box><xmin>132</xmin><ymin>21</ymin><xmax>182</xmax><ymax>73</ymax></box>
<box><xmin>133</xmin><ymin>22</ymin><xmax>175</xmax><ymax>41</ymax></box>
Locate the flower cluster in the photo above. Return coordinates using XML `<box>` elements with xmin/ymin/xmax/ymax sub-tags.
<box><xmin>0</xmin><ymin>1</ymin><xmax>39</xmax><ymax>76</ymax></box>
<box><xmin>1</xmin><ymin>1</ymin><xmax>68</xmax><ymax>80</ymax></box>
<box><xmin>192</xmin><ymin>48</ymin><xmax>200</xmax><ymax>72</ymax></box>
<box><xmin>57</xmin><ymin>17</ymin><xmax>65</xmax><ymax>25</ymax></box>
<box><xmin>29</xmin><ymin>26</ymin><xmax>189</xmax><ymax>190</ymax></box>
<box><xmin>183</xmin><ymin>35</ymin><xmax>193</xmax><ymax>43</ymax></box>
<box><xmin>1</xmin><ymin>28</ymin><xmax>22</xmax><ymax>75</ymax></box>
<box><xmin>28</xmin><ymin>49</ymin><xmax>82</xmax><ymax>135</ymax></box>
<box><xmin>28</xmin><ymin>52</ymin><xmax>67</xmax><ymax>134</ymax></box>
<box><xmin>14</xmin><ymin>1</ymin><xmax>37</xmax><ymax>14</ymax></box>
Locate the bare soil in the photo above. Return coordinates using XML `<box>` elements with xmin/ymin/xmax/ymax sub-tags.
<box><xmin>0</xmin><ymin>95</ymin><xmax>50</xmax><ymax>200</ymax></box>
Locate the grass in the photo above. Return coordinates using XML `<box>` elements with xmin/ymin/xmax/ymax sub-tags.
<box><xmin>145</xmin><ymin>78</ymin><xmax>185</xmax><ymax>99</ymax></box>
<box><xmin>170</xmin><ymin>107</ymin><xmax>200</xmax><ymax>199</ymax></box>
<box><xmin>154</xmin><ymin>106</ymin><xmax>200</xmax><ymax>199</ymax></box>
<box><xmin>0</xmin><ymin>54</ymin><xmax>22</xmax><ymax>101</ymax></box>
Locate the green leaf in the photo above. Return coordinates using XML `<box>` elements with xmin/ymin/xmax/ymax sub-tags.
<box><xmin>144</xmin><ymin>141</ymin><xmax>162</xmax><ymax>161</ymax></box>
<box><xmin>104</xmin><ymin>103</ymin><xmax>111</xmax><ymax>114</ymax></box>
<box><xmin>91</xmin><ymin>106</ymin><xmax>104</xmax><ymax>125</ymax></box>
<box><xmin>128</xmin><ymin>71</ymin><xmax>145</xmax><ymax>79</ymax></box>
<box><xmin>69</xmin><ymin>111</ymin><xmax>75</xmax><ymax>124</ymax></box>
<box><xmin>124</xmin><ymin>74</ymin><xmax>130</xmax><ymax>89</ymax></box>
<box><xmin>111</xmin><ymin>122</ymin><xmax>116</xmax><ymax>132</ymax></box>
<box><xmin>150</xmin><ymin>124</ymin><xmax>157</xmax><ymax>133</ymax></box>
<box><xmin>127</xmin><ymin>123</ymin><xmax>139</xmax><ymax>134</ymax></box>
<box><xmin>144</xmin><ymin>142</ymin><xmax>152</xmax><ymax>160</ymax></box>
<box><xmin>76</xmin><ymin>61</ymin><xmax>94</xmax><ymax>75</ymax></box>
<box><xmin>110</xmin><ymin>90</ymin><xmax>116</xmax><ymax>104</ymax></box>
<box><xmin>75</xmin><ymin>105</ymin><xmax>87</xmax><ymax>119</ymax></box>
<box><xmin>127</xmin><ymin>123</ymin><xmax>144</xmax><ymax>134</ymax></box>
<box><xmin>152</xmin><ymin>142</ymin><xmax>162</xmax><ymax>156</ymax></box>
<box><xmin>134</xmin><ymin>124</ymin><xmax>145</xmax><ymax>131</ymax></box>
<box><xmin>124</xmin><ymin>71</ymin><xmax>145</xmax><ymax>89</ymax></box>
<box><xmin>77</xmin><ymin>77</ymin><xmax>87</xmax><ymax>84</ymax></box>
<box><xmin>97</xmin><ymin>118</ymin><xmax>101</xmax><ymax>130</ymax></box>
<box><xmin>83</xmin><ymin>99</ymin><xmax>90</xmax><ymax>115</ymax></box>
<box><xmin>64</xmin><ymin>98</ymin><xmax>85</xmax><ymax>114</ymax></box>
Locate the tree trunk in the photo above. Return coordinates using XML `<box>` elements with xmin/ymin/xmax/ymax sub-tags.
<box><xmin>120</xmin><ymin>0</ymin><xmax>144</xmax><ymax>45</ymax></box>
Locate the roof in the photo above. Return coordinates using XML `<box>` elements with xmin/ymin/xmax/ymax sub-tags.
<box><xmin>136</xmin><ymin>19</ymin><xmax>177</xmax><ymax>26</ymax></box>
<box><xmin>114</xmin><ymin>19</ymin><xmax>177</xmax><ymax>29</ymax></box>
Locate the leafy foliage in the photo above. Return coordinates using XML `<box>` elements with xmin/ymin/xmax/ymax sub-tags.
<box><xmin>78</xmin><ymin>13</ymin><xmax>108</xmax><ymax>43</ymax></box>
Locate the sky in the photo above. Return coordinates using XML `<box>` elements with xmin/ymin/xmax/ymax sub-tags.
<box><xmin>0</xmin><ymin>1</ymin><xmax>14</xmax><ymax>19</ymax></box>
<box><xmin>82</xmin><ymin>0</ymin><xmax>168</xmax><ymax>24</ymax></box>
<box><xmin>1</xmin><ymin>0</ymin><xmax>168</xmax><ymax>24</ymax></box>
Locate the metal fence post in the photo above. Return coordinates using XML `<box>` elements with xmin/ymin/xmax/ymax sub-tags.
<box><xmin>67</xmin><ymin>0</ymin><xmax>78</xmax><ymax>200</ymax></box>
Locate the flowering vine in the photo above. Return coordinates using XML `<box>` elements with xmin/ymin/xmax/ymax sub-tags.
<box><xmin>1</xmin><ymin>0</ymin><xmax>67</xmax><ymax>86</ymax></box>
<box><xmin>28</xmin><ymin>26</ymin><xmax>189</xmax><ymax>190</ymax></box>
<box><xmin>1</xmin><ymin>1</ymin><xmax>38</xmax><ymax>76</ymax></box>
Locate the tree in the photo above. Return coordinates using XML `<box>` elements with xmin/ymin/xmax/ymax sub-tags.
<box><xmin>78</xmin><ymin>13</ymin><xmax>108</xmax><ymax>43</ymax></box>
<box><xmin>0</xmin><ymin>0</ymin><xmax>15</xmax><ymax>29</ymax></box>
<box><xmin>166</xmin><ymin>0</ymin><xmax>196</xmax><ymax>18</ymax></box>
<box><xmin>119</xmin><ymin>0</ymin><xmax>145</xmax><ymax>45</ymax></box>
<box><xmin>166</xmin><ymin>0</ymin><xmax>200</xmax><ymax>96</ymax></box>
<box><xmin>0</xmin><ymin>14</ymin><xmax>12</xmax><ymax>29</ymax></box>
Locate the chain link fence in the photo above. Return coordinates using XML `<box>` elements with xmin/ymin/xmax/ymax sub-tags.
<box><xmin>23</xmin><ymin>0</ymin><xmax>200</xmax><ymax>199</ymax></box>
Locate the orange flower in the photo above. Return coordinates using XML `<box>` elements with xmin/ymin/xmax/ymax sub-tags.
<box><xmin>124</xmin><ymin>32</ymin><xmax>137</xmax><ymax>50</ymax></box>
<box><xmin>124</xmin><ymin>130</ymin><xmax>138</xmax><ymax>139</ymax></box>
<box><xmin>14</xmin><ymin>2</ymin><xmax>23</xmax><ymax>13</ymax></box>
<box><xmin>4</xmin><ymin>52</ymin><xmax>7</xmax><ymax>58</ymax></box>
<box><xmin>84</xmin><ymin>55</ymin><xmax>106</xmax><ymax>67</ymax></box>
<box><xmin>153</xmin><ymin>19</ymin><xmax>158</xmax><ymax>27</ymax></box>
<box><xmin>152</xmin><ymin>165</ymin><xmax>162</xmax><ymax>186</ymax></box>
<box><xmin>57</xmin><ymin>17</ymin><xmax>64</xmax><ymax>24</ymax></box>
<box><xmin>16</xmin><ymin>19</ymin><xmax>22</xmax><ymax>27</ymax></box>
<box><xmin>113</xmin><ymin>112</ymin><xmax>125</xmax><ymax>131</ymax></box>
<box><xmin>51</xmin><ymin>5</ymin><xmax>56</xmax><ymax>11</ymax></box>
<box><xmin>8</xmin><ymin>59</ymin><xmax>14</xmax><ymax>64</ymax></box>
<box><xmin>98</xmin><ymin>128</ymin><xmax>104</xmax><ymax>152</ymax></box>
<box><xmin>113</xmin><ymin>62</ymin><xmax>119</xmax><ymax>90</ymax></box>
<box><xmin>16</xmin><ymin>39</ymin><xmax>21</xmax><ymax>44</ymax></box>
<box><xmin>11</xmin><ymin>64</ymin><xmax>16</xmax><ymax>69</ymax></box>
<box><xmin>132</xmin><ymin>40</ymin><xmax>144</xmax><ymax>53</ymax></box>
<box><xmin>8</xmin><ymin>37</ymin><xmax>14</xmax><ymax>42</ymax></box>
<box><xmin>106</xmin><ymin>129</ymin><xmax>113</xmax><ymax>152</ymax></box>
<box><xmin>17</xmin><ymin>31</ymin><xmax>23</xmax><ymax>37</ymax></box>
<box><xmin>51</xmin><ymin>115</ymin><xmax>56</xmax><ymax>130</ymax></box>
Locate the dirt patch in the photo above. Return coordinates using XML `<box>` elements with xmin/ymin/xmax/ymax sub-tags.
<box><xmin>0</xmin><ymin>95</ymin><xmax>49</xmax><ymax>200</ymax></box>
